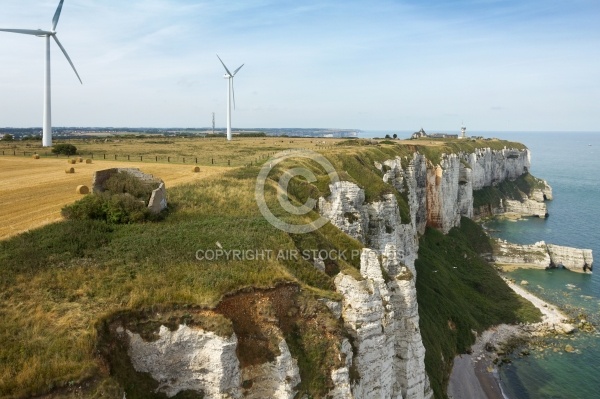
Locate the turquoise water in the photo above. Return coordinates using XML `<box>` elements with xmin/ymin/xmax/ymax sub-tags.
<box><xmin>483</xmin><ymin>132</ymin><xmax>600</xmax><ymax>399</ymax></box>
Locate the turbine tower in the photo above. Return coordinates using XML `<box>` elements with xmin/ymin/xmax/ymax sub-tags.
<box><xmin>216</xmin><ymin>55</ymin><xmax>244</xmax><ymax>141</ymax></box>
<box><xmin>0</xmin><ymin>0</ymin><xmax>82</xmax><ymax>147</ymax></box>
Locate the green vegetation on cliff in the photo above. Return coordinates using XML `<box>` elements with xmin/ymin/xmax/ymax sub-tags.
<box><xmin>416</xmin><ymin>218</ymin><xmax>541</xmax><ymax>399</ymax></box>
<box><xmin>473</xmin><ymin>172</ymin><xmax>547</xmax><ymax>209</ymax></box>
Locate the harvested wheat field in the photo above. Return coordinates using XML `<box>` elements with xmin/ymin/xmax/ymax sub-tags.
<box><xmin>0</xmin><ymin>157</ymin><xmax>228</xmax><ymax>240</ymax></box>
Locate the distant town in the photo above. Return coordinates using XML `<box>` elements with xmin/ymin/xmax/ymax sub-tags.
<box><xmin>0</xmin><ymin>126</ymin><xmax>492</xmax><ymax>142</ymax></box>
<box><xmin>0</xmin><ymin>127</ymin><xmax>360</xmax><ymax>140</ymax></box>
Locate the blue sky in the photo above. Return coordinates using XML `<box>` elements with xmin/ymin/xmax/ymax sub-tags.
<box><xmin>0</xmin><ymin>0</ymin><xmax>598</xmax><ymax>132</ymax></box>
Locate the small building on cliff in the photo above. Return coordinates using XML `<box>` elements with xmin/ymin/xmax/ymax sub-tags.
<box><xmin>411</xmin><ymin>128</ymin><xmax>458</xmax><ymax>140</ymax></box>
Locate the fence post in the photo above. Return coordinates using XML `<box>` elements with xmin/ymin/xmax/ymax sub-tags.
<box><xmin>168</xmin><ymin>157</ymin><xmax>170</xmax><ymax>163</ymax></box>
<box><xmin>128</xmin><ymin>155</ymin><xmax>130</xmax><ymax>161</ymax></box>
<box><xmin>115</xmin><ymin>154</ymin><xmax>117</xmax><ymax>160</ymax></box>
<box><xmin>183</xmin><ymin>157</ymin><xmax>185</xmax><ymax>163</ymax></box>
<box><xmin>104</xmin><ymin>154</ymin><xmax>106</xmax><ymax>160</ymax></box>
<box><xmin>211</xmin><ymin>158</ymin><xmax>214</xmax><ymax>164</ymax></box>
<box><xmin>140</xmin><ymin>156</ymin><xmax>143</xmax><ymax>161</ymax></box>
<box><xmin>228</xmin><ymin>160</ymin><xmax>230</xmax><ymax>166</ymax></box>
<box><xmin>156</xmin><ymin>156</ymin><xmax>158</xmax><ymax>162</ymax></box>
<box><xmin>195</xmin><ymin>157</ymin><xmax>198</xmax><ymax>164</ymax></box>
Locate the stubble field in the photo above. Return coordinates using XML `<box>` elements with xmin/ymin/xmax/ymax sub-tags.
<box><xmin>0</xmin><ymin>136</ymin><xmax>349</xmax><ymax>240</ymax></box>
<box><xmin>0</xmin><ymin>157</ymin><xmax>227</xmax><ymax>240</ymax></box>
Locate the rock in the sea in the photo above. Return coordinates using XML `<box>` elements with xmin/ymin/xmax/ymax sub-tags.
<box><xmin>493</xmin><ymin>240</ymin><xmax>593</xmax><ymax>274</ymax></box>
<box><xmin>547</xmin><ymin>244</ymin><xmax>594</xmax><ymax>273</ymax></box>
<box><xmin>564</xmin><ymin>344</ymin><xmax>575</xmax><ymax>353</ymax></box>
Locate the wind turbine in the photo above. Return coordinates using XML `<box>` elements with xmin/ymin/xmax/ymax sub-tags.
<box><xmin>0</xmin><ymin>0</ymin><xmax>82</xmax><ymax>147</ymax></box>
<box><xmin>217</xmin><ymin>55</ymin><xmax>244</xmax><ymax>141</ymax></box>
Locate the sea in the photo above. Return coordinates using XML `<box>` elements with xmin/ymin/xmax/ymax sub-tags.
<box><xmin>362</xmin><ymin>131</ymin><xmax>600</xmax><ymax>398</ymax></box>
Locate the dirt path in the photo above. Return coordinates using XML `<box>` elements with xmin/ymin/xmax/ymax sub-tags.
<box><xmin>0</xmin><ymin>157</ymin><xmax>227</xmax><ymax>240</ymax></box>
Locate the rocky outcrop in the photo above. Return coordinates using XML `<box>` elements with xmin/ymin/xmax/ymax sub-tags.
<box><xmin>547</xmin><ymin>244</ymin><xmax>594</xmax><ymax>273</ymax></box>
<box><xmin>127</xmin><ymin>325</ymin><xmax>242</xmax><ymax>398</ymax></box>
<box><xmin>425</xmin><ymin>155</ymin><xmax>473</xmax><ymax>233</ymax></box>
<box><xmin>321</xmin><ymin>165</ymin><xmax>432</xmax><ymax>397</ymax></box>
<box><xmin>504</xmin><ymin>198</ymin><xmax>548</xmax><ymax>218</ymax></box>
<box><xmin>331</xmin><ymin>249</ymin><xmax>430</xmax><ymax>399</ymax></box>
<box><xmin>493</xmin><ymin>240</ymin><xmax>594</xmax><ymax>273</ymax></box>
<box><xmin>241</xmin><ymin>340</ymin><xmax>300</xmax><ymax>399</ymax></box>
<box><xmin>126</xmin><ymin>324</ymin><xmax>302</xmax><ymax>399</ymax></box>
<box><xmin>148</xmin><ymin>182</ymin><xmax>168</xmax><ymax>213</ymax></box>
<box><xmin>464</xmin><ymin>148</ymin><xmax>531</xmax><ymax>190</ymax></box>
<box><xmin>493</xmin><ymin>240</ymin><xmax>552</xmax><ymax>268</ymax></box>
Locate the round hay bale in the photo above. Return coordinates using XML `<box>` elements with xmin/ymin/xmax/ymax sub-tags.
<box><xmin>192</xmin><ymin>166</ymin><xmax>200</xmax><ymax>173</ymax></box>
<box><xmin>77</xmin><ymin>157</ymin><xmax>83</xmax><ymax>163</ymax></box>
<box><xmin>85</xmin><ymin>159</ymin><xmax>93</xmax><ymax>164</ymax></box>
<box><xmin>65</xmin><ymin>167</ymin><xmax>75</xmax><ymax>174</ymax></box>
<box><xmin>32</xmin><ymin>154</ymin><xmax>40</xmax><ymax>159</ymax></box>
<box><xmin>76</xmin><ymin>185</ymin><xmax>89</xmax><ymax>195</ymax></box>
<box><xmin>68</xmin><ymin>159</ymin><xmax>76</xmax><ymax>164</ymax></box>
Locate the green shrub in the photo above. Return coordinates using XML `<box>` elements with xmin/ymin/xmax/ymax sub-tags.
<box><xmin>51</xmin><ymin>143</ymin><xmax>77</xmax><ymax>156</ymax></box>
<box><xmin>62</xmin><ymin>192</ymin><xmax>154</xmax><ymax>224</ymax></box>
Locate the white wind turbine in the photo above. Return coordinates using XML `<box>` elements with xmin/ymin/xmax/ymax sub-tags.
<box><xmin>0</xmin><ymin>0</ymin><xmax>82</xmax><ymax>147</ymax></box>
<box><xmin>217</xmin><ymin>55</ymin><xmax>244</xmax><ymax>141</ymax></box>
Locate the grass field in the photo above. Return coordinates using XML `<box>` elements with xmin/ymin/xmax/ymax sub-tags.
<box><xmin>0</xmin><ymin>157</ymin><xmax>227</xmax><ymax>240</ymax></box>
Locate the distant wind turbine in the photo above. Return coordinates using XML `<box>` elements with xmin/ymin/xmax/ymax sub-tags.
<box><xmin>0</xmin><ymin>0</ymin><xmax>82</xmax><ymax>147</ymax></box>
<box><xmin>216</xmin><ymin>55</ymin><xmax>244</xmax><ymax>142</ymax></box>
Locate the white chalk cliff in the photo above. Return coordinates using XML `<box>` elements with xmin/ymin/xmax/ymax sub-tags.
<box><xmin>126</xmin><ymin>325</ymin><xmax>301</xmax><ymax>399</ymax></box>
<box><xmin>318</xmin><ymin>147</ymin><xmax>540</xmax><ymax>398</ymax></box>
<box><xmin>127</xmin><ymin>325</ymin><xmax>242</xmax><ymax>398</ymax></box>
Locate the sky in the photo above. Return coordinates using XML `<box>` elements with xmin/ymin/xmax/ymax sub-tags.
<box><xmin>0</xmin><ymin>0</ymin><xmax>599</xmax><ymax>132</ymax></box>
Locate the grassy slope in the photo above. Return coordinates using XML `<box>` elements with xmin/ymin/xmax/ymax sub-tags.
<box><xmin>0</xmin><ymin>138</ymin><xmax>532</xmax><ymax>398</ymax></box>
<box><xmin>416</xmin><ymin>218</ymin><xmax>541</xmax><ymax>399</ymax></box>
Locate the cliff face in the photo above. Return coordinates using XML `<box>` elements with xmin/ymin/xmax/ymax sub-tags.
<box><xmin>466</xmin><ymin>148</ymin><xmax>531</xmax><ymax>191</ymax></box>
<box><xmin>318</xmin><ymin>146</ymin><xmax>535</xmax><ymax>398</ymax></box>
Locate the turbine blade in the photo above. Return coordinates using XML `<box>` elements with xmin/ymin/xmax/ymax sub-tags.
<box><xmin>52</xmin><ymin>0</ymin><xmax>65</xmax><ymax>31</ymax></box>
<box><xmin>216</xmin><ymin>54</ymin><xmax>232</xmax><ymax>76</ymax></box>
<box><xmin>52</xmin><ymin>35</ymin><xmax>82</xmax><ymax>84</ymax></box>
<box><xmin>233</xmin><ymin>64</ymin><xmax>244</xmax><ymax>76</ymax></box>
<box><xmin>232</xmin><ymin>79</ymin><xmax>236</xmax><ymax>110</ymax></box>
<box><xmin>0</xmin><ymin>28</ymin><xmax>53</xmax><ymax>35</ymax></box>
